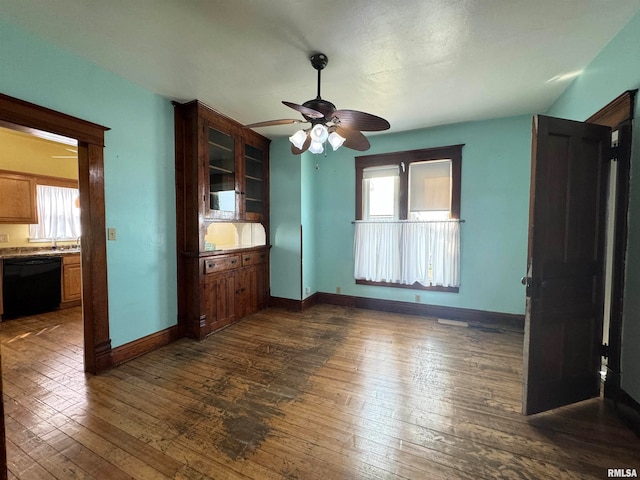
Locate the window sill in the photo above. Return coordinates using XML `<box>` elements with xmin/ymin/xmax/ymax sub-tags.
<box><xmin>356</xmin><ymin>279</ymin><xmax>459</xmax><ymax>293</ymax></box>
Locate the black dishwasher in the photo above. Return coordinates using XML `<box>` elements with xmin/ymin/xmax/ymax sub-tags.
<box><xmin>2</xmin><ymin>256</ymin><xmax>62</xmax><ymax>319</ymax></box>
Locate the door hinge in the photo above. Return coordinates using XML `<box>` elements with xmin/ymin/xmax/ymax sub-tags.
<box><xmin>611</xmin><ymin>145</ymin><xmax>619</xmax><ymax>162</ymax></box>
<box><xmin>601</xmin><ymin>343</ymin><xmax>609</xmax><ymax>359</ymax></box>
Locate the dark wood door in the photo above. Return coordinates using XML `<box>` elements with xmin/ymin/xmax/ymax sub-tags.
<box><xmin>523</xmin><ymin>115</ymin><xmax>611</xmax><ymax>415</ymax></box>
<box><xmin>202</xmin><ymin>273</ymin><xmax>236</xmax><ymax>334</ymax></box>
<box><xmin>236</xmin><ymin>266</ymin><xmax>258</xmax><ymax>319</ymax></box>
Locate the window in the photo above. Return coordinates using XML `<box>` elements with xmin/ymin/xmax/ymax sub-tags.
<box><xmin>29</xmin><ymin>184</ymin><xmax>81</xmax><ymax>241</ymax></box>
<box><xmin>362</xmin><ymin>165</ymin><xmax>399</xmax><ymax>220</ymax></box>
<box><xmin>354</xmin><ymin>144</ymin><xmax>462</xmax><ymax>291</ymax></box>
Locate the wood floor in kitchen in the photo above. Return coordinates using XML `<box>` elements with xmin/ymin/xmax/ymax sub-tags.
<box><xmin>0</xmin><ymin>304</ymin><xmax>638</xmax><ymax>479</ymax></box>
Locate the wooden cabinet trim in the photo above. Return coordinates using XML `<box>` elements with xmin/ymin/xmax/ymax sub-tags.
<box><xmin>174</xmin><ymin>100</ymin><xmax>270</xmax><ymax>340</ymax></box>
<box><xmin>0</xmin><ymin>172</ymin><xmax>37</xmax><ymax>224</ymax></box>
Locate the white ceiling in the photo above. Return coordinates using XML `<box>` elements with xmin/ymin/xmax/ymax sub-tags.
<box><xmin>2</xmin><ymin>0</ymin><xmax>640</xmax><ymax>139</ymax></box>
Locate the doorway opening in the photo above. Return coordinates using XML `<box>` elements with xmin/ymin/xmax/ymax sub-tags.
<box><xmin>0</xmin><ymin>92</ymin><xmax>112</xmax><ymax>374</ymax></box>
<box><xmin>585</xmin><ymin>90</ymin><xmax>636</xmax><ymax>400</ymax></box>
<box><xmin>522</xmin><ymin>91</ymin><xmax>635</xmax><ymax>416</ymax></box>
<box><xmin>0</xmin><ymin>121</ymin><xmax>83</xmax><ymax>337</ymax></box>
<box><xmin>602</xmin><ymin>129</ymin><xmax>620</xmax><ymax>381</ymax></box>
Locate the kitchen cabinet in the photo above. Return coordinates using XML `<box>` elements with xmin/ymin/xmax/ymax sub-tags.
<box><xmin>61</xmin><ymin>253</ymin><xmax>81</xmax><ymax>308</ymax></box>
<box><xmin>202</xmin><ymin>261</ymin><xmax>237</xmax><ymax>334</ymax></box>
<box><xmin>0</xmin><ymin>171</ymin><xmax>37</xmax><ymax>224</ymax></box>
<box><xmin>173</xmin><ymin>100</ymin><xmax>271</xmax><ymax>340</ymax></box>
<box><xmin>199</xmin><ymin>248</ymin><xmax>269</xmax><ymax>337</ymax></box>
<box><xmin>174</xmin><ymin>100</ymin><xmax>270</xmax><ymax>229</ymax></box>
<box><xmin>236</xmin><ymin>250</ymin><xmax>269</xmax><ymax>319</ymax></box>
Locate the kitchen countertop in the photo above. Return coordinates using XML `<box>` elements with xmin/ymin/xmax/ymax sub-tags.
<box><xmin>0</xmin><ymin>247</ymin><xmax>81</xmax><ymax>259</ymax></box>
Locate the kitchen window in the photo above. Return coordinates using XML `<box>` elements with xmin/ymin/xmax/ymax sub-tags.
<box><xmin>354</xmin><ymin>144</ymin><xmax>462</xmax><ymax>291</ymax></box>
<box><xmin>29</xmin><ymin>184</ymin><xmax>81</xmax><ymax>241</ymax></box>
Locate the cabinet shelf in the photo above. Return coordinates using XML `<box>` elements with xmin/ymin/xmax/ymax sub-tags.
<box><xmin>210</xmin><ymin>165</ymin><xmax>234</xmax><ymax>174</ymax></box>
<box><xmin>245</xmin><ymin>175</ymin><xmax>263</xmax><ymax>182</ymax></box>
<box><xmin>245</xmin><ymin>155</ymin><xmax>263</xmax><ymax>163</ymax></box>
<box><xmin>209</xmin><ymin>140</ymin><xmax>233</xmax><ymax>152</ymax></box>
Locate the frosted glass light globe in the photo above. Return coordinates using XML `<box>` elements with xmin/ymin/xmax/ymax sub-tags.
<box><xmin>289</xmin><ymin>130</ymin><xmax>307</xmax><ymax>149</ymax></box>
<box><xmin>328</xmin><ymin>132</ymin><xmax>346</xmax><ymax>151</ymax></box>
<box><xmin>310</xmin><ymin>124</ymin><xmax>329</xmax><ymax>143</ymax></box>
<box><xmin>309</xmin><ymin>141</ymin><xmax>324</xmax><ymax>154</ymax></box>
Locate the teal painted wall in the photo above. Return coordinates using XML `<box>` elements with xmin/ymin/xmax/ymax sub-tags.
<box><xmin>301</xmin><ymin>153</ymin><xmax>317</xmax><ymax>300</ymax></box>
<box><xmin>310</xmin><ymin>115</ymin><xmax>532</xmax><ymax>314</ymax></box>
<box><xmin>0</xmin><ymin>18</ymin><xmax>177</xmax><ymax>347</ymax></box>
<box><xmin>547</xmin><ymin>11</ymin><xmax>640</xmax><ymax>403</ymax></box>
<box><xmin>269</xmin><ymin>138</ymin><xmax>302</xmax><ymax>299</ymax></box>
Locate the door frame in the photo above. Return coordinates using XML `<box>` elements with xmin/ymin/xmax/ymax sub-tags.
<box><xmin>585</xmin><ymin>90</ymin><xmax>636</xmax><ymax>399</ymax></box>
<box><xmin>0</xmin><ymin>92</ymin><xmax>113</xmax><ymax>374</ymax></box>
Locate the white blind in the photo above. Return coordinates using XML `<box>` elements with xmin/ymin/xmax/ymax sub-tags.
<box><xmin>409</xmin><ymin>159</ymin><xmax>451</xmax><ymax>212</ymax></box>
<box><xmin>363</xmin><ymin>164</ymin><xmax>399</xmax><ymax>179</ymax></box>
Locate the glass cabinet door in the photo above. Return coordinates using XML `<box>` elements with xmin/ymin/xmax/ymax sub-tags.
<box><xmin>208</xmin><ymin>127</ymin><xmax>236</xmax><ymax>217</ymax></box>
<box><xmin>244</xmin><ymin>143</ymin><xmax>265</xmax><ymax>218</ymax></box>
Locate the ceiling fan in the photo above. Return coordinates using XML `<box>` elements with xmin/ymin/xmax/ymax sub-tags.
<box><xmin>245</xmin><ymin>53</ymin><xmax>390</xmax><ymax>155</ymax></box>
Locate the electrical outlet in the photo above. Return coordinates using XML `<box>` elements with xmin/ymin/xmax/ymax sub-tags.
<box><xmin>305</xmin><ymin>287</ymin><xmax>310</xmax><ymax>295</ymax></box>
<box><xmin>415</xmin><ymin>294</ymin><xmax>421</xmax><ymax>303</ymax></box>
<box><xmin>107</xmin><ymin>228</ymin><xmax>117</xmax><ymax>241</ymax></box>
<box><xmin>0</xmin><ymin>233</ymin><xmax>8</xmax><ymax>243</ymax></box>
<box><xmin>336</xmin><ymin>286</ymin><xmax>341</xmax><ymax>294</ymax></box>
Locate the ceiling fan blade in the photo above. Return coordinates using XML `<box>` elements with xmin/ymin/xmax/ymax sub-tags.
<box><xmin>245</xmin><ymin>119</ymin><xmax>307</xmax><ymax>128</ymax></box>
<box><xmin>291</xmin><ymin>134</ymin><xmax>311</xmax><ymax>155</ymax></box>
<box><xmin>332</xmin><ymin>109</ymin><xmax>390</xmax><ymax>132</ymax></box>
<box><xmin>335</xmin><ymin>127</ymin><xmax>370</xmax><ymax>151</ymax></box>
<box><xmin>282</xmin><ymin>101</ymin><xmax>324</xmax><ymax>119</ymax></box>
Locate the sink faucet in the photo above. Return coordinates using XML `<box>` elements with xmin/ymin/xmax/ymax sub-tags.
<box><xmin>51</xmin><ymin>237</ymin><xmax>57</xmax><ymax>250</ymax></box>
<box><xmin>76</xmin><ymin>236</ymin><xmax>81</xmax><ymax>247</ymax></box>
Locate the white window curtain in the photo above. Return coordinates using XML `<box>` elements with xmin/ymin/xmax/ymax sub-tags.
<box><xmin>29</xmin><ymin>185</ymin><xmax>81</xmax><ymax>240</ymax></box>
<box><xmin>354</xmin><ymin>220</ymin><xmax>460</xmax><ymax>288</ymax></box>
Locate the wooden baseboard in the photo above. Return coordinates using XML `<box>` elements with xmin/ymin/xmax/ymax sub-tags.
<box><xmin>269</xmin><ymin>296</ymin><xmax>304</xmax><ymax>311</ymax></box>
<box><xmin>111</xmin><ymin>324</ymin><xmax>181</xmax><ymax>367</ymax></box>
<box><xmin>302</xmin><ymin>293</ymin><xmax>319</xmax><ymax>310</ymax></box>
<box><xmin>60</xmin><ymin>299</ymin><xmax>82</xmax><ymax>310</ymax></box>
<box><xmin>605</xmin><ymin>382</ymin><xmax>640</xmax><ymax>437</ymax></box>
<box><xmin>269</xmin><ymin>292</ymin><xmax>524</xmax><ymax>331</ymax></box>
<box><xmin>269</xmin><ymin>293</ymin><xmax>319</xmax><ymax>311</ymax></box>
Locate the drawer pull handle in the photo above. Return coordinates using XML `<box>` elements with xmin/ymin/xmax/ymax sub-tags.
<box><xmin>245</xmin><ymin>257</ymin><xmax>250</xmax><ymax>261</ymax></box>
<box><xmin>209</xmin><ymin>263</ymin><xmax>216</xmax><ymax>267</ymax></box>
<box><xmin>231</xmin><ymin>260</ymin><xmax>237</xmax><ymax>264</ymax></box>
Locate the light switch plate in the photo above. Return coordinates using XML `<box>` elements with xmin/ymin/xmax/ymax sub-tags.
<box><xmin>107</xmin><ymin>228</ymin><xmax>116</xmax><ymax>241</ymax></box>
<box><xmin>0</xmin><ymin>233</ymin><xmax>8</xmax><ymax>243</ymax></box>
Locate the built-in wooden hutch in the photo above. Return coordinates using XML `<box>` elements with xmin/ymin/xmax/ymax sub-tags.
<box><xmin>173</xmin><ymin>100</ymin><xmax>270</xmax><ymax>339</ymax></box>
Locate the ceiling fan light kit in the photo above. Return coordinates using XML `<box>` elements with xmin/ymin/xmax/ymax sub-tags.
<box><xmin>289</xmin><ymin>129</ymin><xmax>308</xmax><ymax>150</ymax></box>
<box><xmin>247</xmin><ymin>52</ymin><xmax>390</xmax><ymax>155</ymax></box>
<box><xmin>328</xmin><ymin>131</ymin><xmax>346</xmax><ymax>150</ymax></box>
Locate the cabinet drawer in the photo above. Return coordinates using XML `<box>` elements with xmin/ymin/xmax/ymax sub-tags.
<box><xmin>63</xmin><ymin>253</ymin><xmax>81</xmax><ymax>265</ymax></box>
<box><xmin>204</xmin><ymin>255</ymin><xmax>240</xmax><ymax>274</ymax></box>
<box><xmin>241</xmin><ymin>251</ymin><xmax>268</xmax><ymax>267</ymax></box>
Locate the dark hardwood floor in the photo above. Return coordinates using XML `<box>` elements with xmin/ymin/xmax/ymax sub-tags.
<box><xmin>0</xmin><ymin>305</ymin><xmax>638</xmax><ymax>479</ymax></box>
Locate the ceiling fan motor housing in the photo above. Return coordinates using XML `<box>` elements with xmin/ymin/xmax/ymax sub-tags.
<box><xmin>302</xmin><ymin>98</ymin><xmax>336</xmax><ymax>123</ymax></box>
